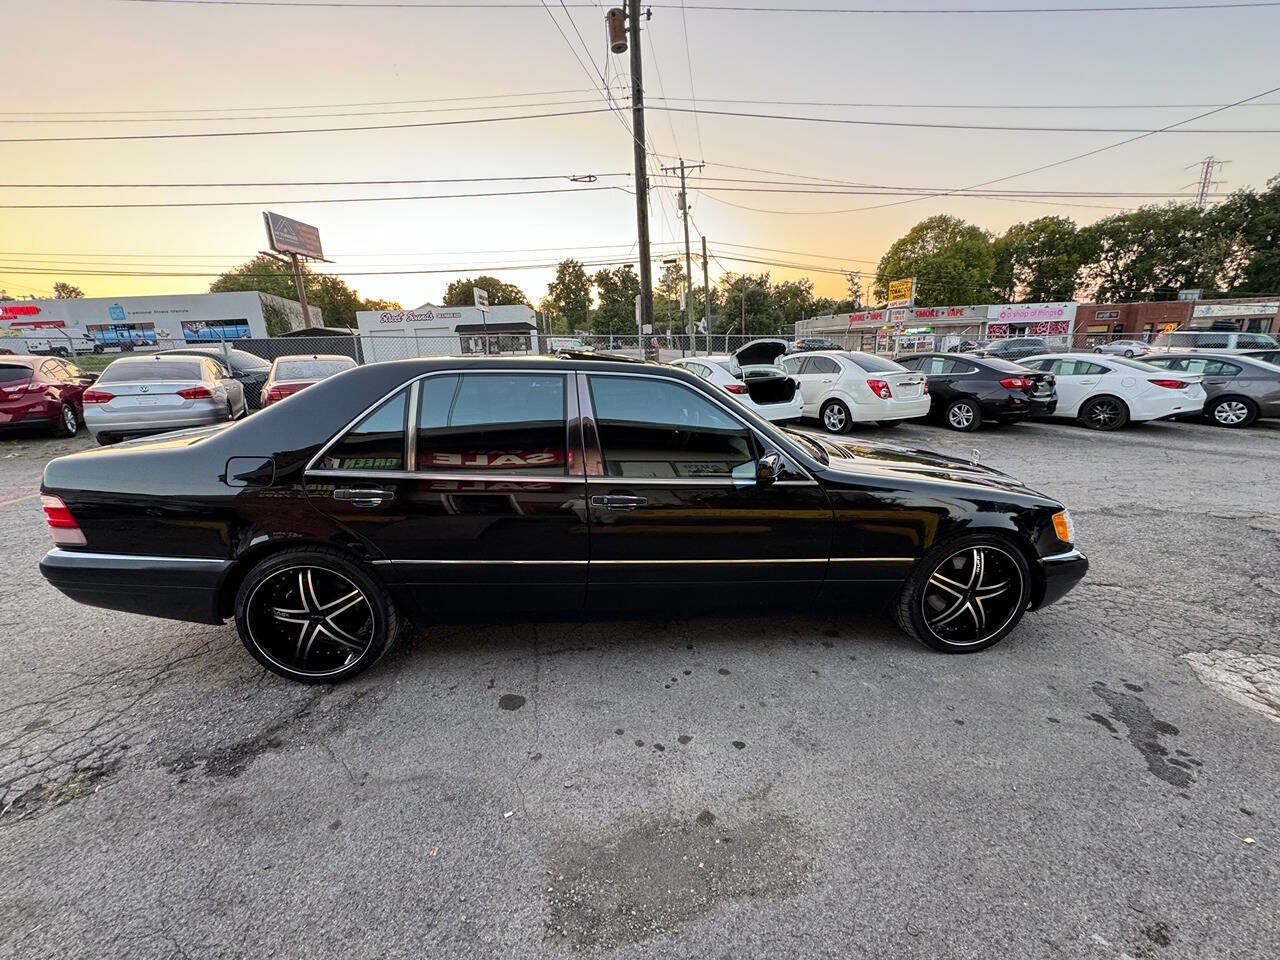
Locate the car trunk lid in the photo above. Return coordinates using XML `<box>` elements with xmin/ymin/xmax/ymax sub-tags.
<box><xmin>732</xmin><ymin>338</ymin><xmax>790</xmax><ymax>368</ymax></box>
<box><xmin>87</xmin><ymin>380</ymin><xmax>210</xmax><ymax>412</ymax></box>
<box><xmin>738</xmin><ymin>365</ymin><xmax>797</xmax><ymax>405</ymax></box>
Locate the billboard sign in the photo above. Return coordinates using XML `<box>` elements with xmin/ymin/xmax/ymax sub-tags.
<box><xmin>263</xmin><ymin>212</ymin><xmax>324</xmax><ymax>260</ymax></box>
<box><xmin>886</xmin><ymin>278</ymin><xmax>915</xmax><ymax>309</ymax></box>
<box><xmin>473</xmin><ymin>287</ymin><xmax>489</xmax><ymax>311</ymax></box>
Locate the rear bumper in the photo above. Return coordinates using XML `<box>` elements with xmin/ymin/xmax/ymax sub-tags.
<box><xmin>0</xmin><ymin>398</ymin><xmax>58</xmax><ymax>427</ymax></box>
<box><xmin>39</xmin><ymin>547</ymin><xmax>232</xmax><ymax>624</ymax></box>
<box><xmin>980</xmin><ymin>393</ymin><xmax>1057</xmax><ymax>419</ymax></box>
<box><xmin>84</xmin><ymin>405</ymin><xmax>225</xmax><ymax>439</ymax></box>
<box><xmin>749</xmin><ymin>395</ymin><xmax>805</xmax><ymax>422</ymax></box>
<box><xmin>857</xmin><ymin>394</ymin><xmax>931</xmax><ymax>422</ymax></box>
<box><xmin>1032</xmin><ymin>547</ymin><xmax>1088</xmax><ymax>609</ymax></box>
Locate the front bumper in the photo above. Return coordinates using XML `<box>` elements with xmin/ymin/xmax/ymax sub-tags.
<box><xmin>1032</xmin><ymin>547</ymin><xmax>1088</xmax><ymax>609</ymax></box>
<box><xmin>39</xmin><ymin>548</ymin><xmax>232</xmax><ymax>624</ymax></box>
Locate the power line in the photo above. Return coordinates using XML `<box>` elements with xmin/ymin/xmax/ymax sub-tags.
<box><xmin>0</xmin><ymin>256</ymin><xmax>651</xmax><ymax>279</ymax></box>
<box><xmin>0</xmin><ymin>107</ymin><xmax>615</xmax><ymax>144</ymax></box>
<box><xmin>0</xmin><ymin>185</ymin><xmax>625</xmax><ymax>210</ymax></box>
<box><xmin>678</xmin><ymin>0</ymin><xmax>706</xmax><ymax>161</ymax></box>
<box><xmin>112</xmin><ymin>0</ymin><xmax>1280</xmax><ymax>13</ymax></box>
<box><xmin>0</xmin><ymin>172</ymin><xmax>630</xmax><ymax>188</ymax></box>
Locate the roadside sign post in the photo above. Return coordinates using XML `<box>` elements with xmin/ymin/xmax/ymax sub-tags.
<box><xmin>263</xmin><ymin>212</ymin><xmax>326</xmax><ymax>329</ymax></box>
<box><xmin>473</xmin><ymin>287</ymin><xmax>490</xmax><ymax>354</ymax></box>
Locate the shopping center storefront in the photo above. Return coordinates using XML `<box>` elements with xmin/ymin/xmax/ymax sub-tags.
<box><xmin>797</xmin><ymin>302</ymin><xmax>1073</xmax><ymax>352</ymax></box>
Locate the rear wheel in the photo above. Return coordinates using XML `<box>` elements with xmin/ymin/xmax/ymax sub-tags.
<box><xmin>945</xmin><ymin>398</ymin><xmax>981</xmax><ymax>432</ymax></box>
<box><xmin>1207</xmin><ymin>395</ymin><xmax>1256</xmax><ymax>428</ymax></box>
<box><xmin>1079</xmin><ymin>395</ymin><xmax>1129</xmax><ymax>431</ymax></box>
<box><xmin>895</xmin><ymin>535</ymin><xmax>1032</xmax><ymax>653</ymax></box>
<box><xmin>234</xmin><ymin>547</ymin><xmax>400</xmax><ymax>684</ymax></box>
<box><xmin>821</xmin><ymin>399</ymin><xmax>852</xmax><ymax>434</ymax></box>
<box><xmin>52</xmin><ymin>402</ymin><xmax>79</xmax><ymax>438</ymax></box>
<box><xmin>95</xmin><ymin>432</ymin><xmax>119</xmax><ymax>446</ymax></box>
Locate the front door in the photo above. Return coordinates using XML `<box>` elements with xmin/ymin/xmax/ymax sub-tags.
<box><xmin>579</xmin><ymin>371</ymin><xmax>832</xmax><ymax>614</ymax></box>
<box><xmin>306</xmin><ymin>370</ymin><xmax>588</xmax><ymax>619</ymax></box>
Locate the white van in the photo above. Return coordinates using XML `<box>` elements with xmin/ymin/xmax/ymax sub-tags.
<box><xmin>1150</xmin><ymin>329</ymin><xmax>1278</xmax><ymax>354</ymax></box>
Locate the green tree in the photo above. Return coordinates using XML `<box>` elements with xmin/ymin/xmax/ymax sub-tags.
<box><xmin>874</xmin><ymin>215</ymin><xmax>995</xmax><ymax>307</ymax></box>
<box><xmin>1210</xmin><ymin>183</ymin><xmax>1280</xmax><ymax>294</ymax></box>
<box><xmin>654</xmin><ymin>260</ymin><xmax>688</xmax><ymax>333</ymax></box>
<box><xmin>210</xmin><ymin>255</ymin><xmax>401</xmax><ymax>328</ymax></box>
<box><xmin>442</xmin><ymin>275</ymin><xmax>529</xmax><ymax>307</ymax></box>
<box><xmin>1079</xmin><ymin>204</ymin><xmax>1224</xmax><ymax>302</ymax></box>
<box><xmin>991</xmin><ymin>216</ymin><xmax>1094</xmax><ymax>303</ymax></box>
<box><xmin>591</xmin><ymin>266</ymin><xmax>640</xmax><ymax>335</ymax></box>
<box><xmin>543</xmin><ymin>259</ymin><xmax>592</xmax><ymax>332</ymax></box>
<box><xmin>53</xmin><ymin>282</ymin><xmax>85</xmax><ymax>299</ymax></box>
<box><xmin>717</xmin><ymin>273</ymin><xmax>780</xmax><ymax>337</ymax></box>
<box><xmin>772</xmin><ymin>278</ymin><xmax>816</xmax><ymax>328</ymax></box>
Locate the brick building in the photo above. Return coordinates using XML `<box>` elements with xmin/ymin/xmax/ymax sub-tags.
<box><xmin>1076</xmin><ymin>296</ymin><xmax>1279</xmax><ymax>341</ymax></box>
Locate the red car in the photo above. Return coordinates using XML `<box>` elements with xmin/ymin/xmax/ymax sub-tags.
<box><xmin>260</xmin><ymin>354</ymin><xmax>357</xmax><ymax>407</ymax></box>
<box><xmin>0</xmin><ymin>355</ymin><xmax>96</xmax><ymax>438</ymax></box>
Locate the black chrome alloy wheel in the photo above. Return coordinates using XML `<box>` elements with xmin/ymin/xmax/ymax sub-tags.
<box><xmin>1080</xmin><ymin>396</ymin><xmax>1128</xmax><ymax>431</ymax></box>
<box><xmin>235</xmin><ymin>549</ymin><xmax>399</xmax><ymax>683</ymax></box>
<box><xmin>897</xmin><ymin>539</ymin><xmax>1031</xmax><ymax>653</ymax></box>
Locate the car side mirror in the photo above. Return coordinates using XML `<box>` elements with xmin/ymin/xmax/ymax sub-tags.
<box><xmin>756</xmin><ymin>452</ymin><xmax>783</xmax><ymax>485</ymax></box>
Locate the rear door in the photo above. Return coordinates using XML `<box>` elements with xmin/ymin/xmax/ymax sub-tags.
<box><xmin>795</xmin><ymin>354</ymin><xmax>840</xmax><ymax>415</ymax></box>
<box><xmin>306</xmin><ymin>369</ymin><xmax>588</xmax><ymax>618</ymax></box>
<box><xmin>580</xmin><ymin>371</ymin><xmax>831</xmax><ymax>614</ymax></box>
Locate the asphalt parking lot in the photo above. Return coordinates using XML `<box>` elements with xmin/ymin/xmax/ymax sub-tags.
<box><xmin>1</xmin><ymin>416</ymin><xmax>1278</xmax><ymax>960</ymax></box>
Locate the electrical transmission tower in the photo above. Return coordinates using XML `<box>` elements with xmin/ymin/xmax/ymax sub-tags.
<box><xmin>1184</xmin><ymin>156</ymin><xmax>1230</xmax><ymax>210</ymax></box>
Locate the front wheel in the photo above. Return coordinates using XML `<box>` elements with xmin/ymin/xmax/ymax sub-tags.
<box><xmin>945</xmin><ymin>398</ymin><xmax>982</xmax><ymax>432</ymax></box>
<box><xmin>1079</xmin><ymin>395</ymin><xmax>1129</xmax><ymax>431</ymax></box>
<box><xmin>52</xmin><ymin>402</ymin><xmax>79</xmax><ymax>438</ymax></box>
<box><xmin>895</xmin><ymin>536</ymin><xmax>1032</xmax><ymax>653</ymax></box>
<box><xmin>821</xmin><ymin>399</ymin><xmax>853</xmax><ymax>434</ymax></box>
<box><xmin>1207</xmin><ymin>395</ymin><xmax>1256</xmax><ymax>428</ymax></box>
<box><xmin>234</xmin><ymin>547</ymin><xmax>400</xmax><ymax>684</ymax></box>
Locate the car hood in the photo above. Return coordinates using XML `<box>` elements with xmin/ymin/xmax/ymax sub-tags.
<box><xmin>801</xmin><ymin>432</ymin><xmax>1044</xmax><ymax>496</ymax></box>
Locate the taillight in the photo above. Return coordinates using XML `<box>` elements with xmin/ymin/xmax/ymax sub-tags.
<box><xmin>81</xmin><ymin>389</ymin><xmax>114</xmax><ymax>403</ymax></box>
<box><xmin>41</xmin><ymin>494</ymin><xmax>86</xmax><ymax>547</ymax></box>
<box><xmin>265</xmin><ymin>386</ymin><xmax>285</xmax><ymax>404</ymax></box>
<box><xmin>922</xmin><ymin>377</ymin><xmax>928</xmax><ymax>395</ymax></box>
<box><xmin>176</xmin><ymin>385</ymin><xmax>213</xmax><ymax>399</ymax></box>
<box><xmin>1148</xmin><ymin>379</ymin><xmax>1188</xmax><ymax>389</ymax></box>
<box><xmin>723</xmin><ymin>383</ymin><xmax>749</xmax><ymax>394</ymax></box>
<box><xmin>867</xmin><ymin>378</ymin><xmax>893</xmax><ymax>399</ymax></box>
<box><xmin>999</xmin><ymin>377</ymin><xmax>1032</xmax><ymax>389</ymax></box>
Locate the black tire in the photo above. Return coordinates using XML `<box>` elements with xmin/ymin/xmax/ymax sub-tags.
<box><xmin>894</xmin><ymin>534</ymin><xmax>1032</xmax><ymax>654</ymax></box>
<box><xmin>1206</xmin><ymin>395</ymin><xmax>1257</xmax><ymax>428</ymax></box>
<box><xmin>1093</xmin><ymin>347</ymin><xmax>1104</xmax><ymax>353</ymax></box>
<box><xmin>820</xmin><ymin>399</ymin><xmax>853</xmax><ymax>434</ymax></box>
<box><xmin>944</xmin><ymin>397</ymin><xmax>982</xmax><ymax>432</ymax></box>
<box><xmin>95</xmin><ymin>432</ymin><xmax>118</xmax><ymax>446</ymax></box>
<box><xmin>1079</xmin><ymin>395</ymin><xmax>1129</xmax><ymax>431</ymax></box>
<box><xmin>1123</xmin><ymin>349</ymin><xmax>1135</xmax><ymax>358</ymax></box>
<box><xmin>52</xmin><ymin>402</ymin><xmax>79</xmax><ymax>438</ymax></box>
<box><xmin>234</xmin><ymin>547</ymin><xmax>400</xmax><ymax>684</ymax></box>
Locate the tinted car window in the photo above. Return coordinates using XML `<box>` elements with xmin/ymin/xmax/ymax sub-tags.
<box><xmin>780</xmin><ymin>356</ymin><xmax>805</xmax><ymax>375</ymax></box>
<box><xmin>1181</xmin><ymin>358</ymin><xmax>1242</xmax><ymax>376</ymax></box>
<box><xmin>806</xmin><ymin>356</ymin><xmax>841</xmax><ymax>375</ymax></box>
<box><xmin>1238</xmin><ymin>333</ymin><xmax>1278</xmax><ymax>348</ymax></box>
<box><xmin>588</xmin><ymin>375</ymin><xmax>756</xmax><ymax>479</ymax></box>
<box><xmin>0</xmin><ymin>364</ymin><xmax>32</xmax><ymax>383</ymax></box>
<box><xmin>846</xmin><ymin>352</ymin><xmax>904</xmax><ymax>374</ymax></box>
<box><xmin>274</xmin><ymin>359</ymin><xmax>356</xmax><ymax>380</ymax></box>
<box><xmin>98</xmin><ymin>360</ymin><xmax>203</xmax><ymax>383</ymax></box>
<box><xmin>952</xmin><ymin>361</ymin><xmax>980</xmax><ymax>375</ymax></box>
<box><xmin>320</xmin><ymin>389</ymin><xmax>408</xmax><ymax>471</ymax></box>
<box><xmin>895</xmin><ymin>356</ymin><xmax>923</xmax><ymax>371</ymax></box>
<box><xmin>416</xmin><ymin>373</ymin><xmax>567</xmax><ymax>474</ymax></box>
<box><xmin>916</xmin><ymin>357</ymin><xmax>948</xmax><ymax>375</ymax></box>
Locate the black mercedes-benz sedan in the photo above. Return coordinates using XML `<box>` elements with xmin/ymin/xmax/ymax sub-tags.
<box><xmin>895</xmin><ymin>353</ymin><xmax>1058</xmax><ymax>431</ymax></box>
<box><xmin>38</xmin><ymin>356</ymin><xmax>1087</xmax><ymax>683</ymax></box>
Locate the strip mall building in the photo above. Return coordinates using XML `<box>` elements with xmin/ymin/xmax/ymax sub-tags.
<box><xmin>798</xmin><ymin>295</ymin><xmax>1280</xmax><ymax>352</ymax></box>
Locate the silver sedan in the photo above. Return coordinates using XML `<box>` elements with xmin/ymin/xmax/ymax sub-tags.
<box><xmin>1092</xmin><ymin>339</ymin><xmax>1151</xmax><ymax>358</ymax></box>
<box><xmin>83</xmin><ymin>354</ymin><xmax>247</xmax><ymax>445</ymax></box>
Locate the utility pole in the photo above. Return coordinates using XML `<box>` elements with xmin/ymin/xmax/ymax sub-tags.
<box><xmin>661</xmin><ymin>157</ymin><xmax>705</xmax><ymax>352</ymax></box>
<box><xmin>609</xmin><ymin>4</ymin><xmax>654</xmax><ymax>338</ymax></box>
<box><xmin>1184</xmin><ymin>156</ymin><xmax>1230</xmax><ymax>210</ymax></box>
<box><xmin>701</xmin><ymin>235</ymin><xmax>711</xmax><ymax>353</ymax></box>
<box><xmin>288</xmin><ymin>252</ymin><xmax>312</xmax><ymax>328</ymax></box>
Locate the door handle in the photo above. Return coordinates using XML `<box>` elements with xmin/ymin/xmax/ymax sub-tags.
<box><xmin>333</xmin><ymin>487</ymin><xmax>394</xmax><ymax>507</ymax></box>
<box><xmin>590</xmin><ymin>494</ymin><xmax>648</xmax><ymax>511</ymax></box>
<box><xmin>820</xmin><ymin>378</ymin><xmax>835</xmax><ymax>384</ymax></box>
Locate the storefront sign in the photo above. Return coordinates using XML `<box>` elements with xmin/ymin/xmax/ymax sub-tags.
<box><xmin>0</xmin><ymin>304</ymin><xmax>40</xmax><ymax>318</ymax></box>
<box><xmin>886</xmin><ymin>278</ymin><xmax>915</xmax><ymax>309</ymax></box>
<box><xmin>377</xmin><ymin>310</ymin><xmax>464</xmax><ymax>325</ymax></box>
<box><xmin>1191</xmin><ymin>301</ymin><xmax>1279</xmax><ymax>318</ymax></box>
<box><xmin>987</xmin><ymin>320</ymin><xmax>1071</xmax><ymax>338</ymax></box>
<box><xmin>988</xmin><ymin>302</ymin><xmax>1077</xmax><ymax>323</ymax></box>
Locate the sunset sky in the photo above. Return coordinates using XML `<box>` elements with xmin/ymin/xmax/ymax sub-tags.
<box><xmin>3</xmin><ymin>0</ymin><xmax>1280</xmax><ymax>310</ymax></box>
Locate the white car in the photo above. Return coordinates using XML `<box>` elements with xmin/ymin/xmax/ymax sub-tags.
<box><xmin>778</xmin><ymin>350</ymin><xmax>930</xmax><ymax>433</ymax></box>
<box><xmin>672</xmin><ymin>342</ymin><xmax>803</xmax><ymax>423</ymax></box>
<box><xmin>1019</xmin><ymin>353</ymin><xmax>1206</xmax><ymax>430</ymax></box>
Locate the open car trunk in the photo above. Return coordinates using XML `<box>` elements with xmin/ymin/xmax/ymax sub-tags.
<box><xmin>739</xmin><ymin>365</ymin><xmax>798</xmax><ymax>405</ymax></box>
<box><xmin>733</xmin><ymin>338</ymin><xmax>789</xmax><ymax>368</ymax></box>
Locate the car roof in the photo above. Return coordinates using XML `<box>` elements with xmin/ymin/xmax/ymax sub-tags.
<box><xmin>0</xmin><ymin>355</ymin><xmax>44</xmax><ymax>364</ymax></box>
<box><xmin>273</xmin><ymin>353</ymin><xmax>356</xmax><ymax>363</ymax></box>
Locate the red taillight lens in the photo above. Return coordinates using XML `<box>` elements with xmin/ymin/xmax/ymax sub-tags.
<box><xmin>265</xmin><ymin>386</ymin><xmax>285</xmax><ymax>403</ymax></box>
<box><xmin>1148</xmin><ymin>379</ymin><xmax>1188</xmax><ymax>389</ymax></box>
<box><xmin>41</xmin><ymin>494</ymin><xmax>86</xmax><ymax>546</ymax></box>
<box><xmin>723</xmin><ymin>383</ymin><xmax>749</xmax><ymax>394</ymax></box>
<box><xmin>867</xmin><ymin>378</ymin><xmax>892</xmax><ymax>399</ymax></box>
<box><xmin>81</xmin><ymin>389</ymin><xmax>114</xmax><ymax>403</ymax></box>
<box><xmin>922</xmin><ymin>377</ymin><xmax>928</xmax><ymax>395</ymax></box>
<box><xmin>176</xmin><ymin>385</ymin><xmax>213</xmax><ymax>399</ymax></box>
<box><xmin>999</xmin><ymin>377</ymin><xmax>1032</xmax><ymax>389</ymax></box>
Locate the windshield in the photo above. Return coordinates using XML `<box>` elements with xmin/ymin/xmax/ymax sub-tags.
<box><xmin>99</xmin><ymin>359</ymin><xmax>203</xmax><ymax>383</ymax></box>
<box><xmin>274</xmin><ymin>358</ymin><xmax>356</xmax><ymax>380</ymax></box>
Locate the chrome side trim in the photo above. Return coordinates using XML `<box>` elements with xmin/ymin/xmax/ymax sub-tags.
<box><xmin>45</xmin><ymin>548</ymin><xmax>227</xmax><ymax>565</ymax></box>
<box><xmin>308</xmin><ymin>469</ymin><xmax>579</xmax><ymax>484</ymax></box>
<box><xmin>1040</xmin><ymin>548</ymin><xmax>1084</xmax><ymax>563</ymax></box>
<box><xmin>404</xmin><ymin>378</ymin><xmax>420</xmax><ymax>471</ymax></box>
<box><xmin>372</xmin><ymin>556</ymin><xmax>912</xmax><ymax>566</ymax></box>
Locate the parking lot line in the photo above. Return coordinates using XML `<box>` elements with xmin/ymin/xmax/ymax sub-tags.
<box><xmin>0</xmin><ymin>492</ymin><xmax>40</xmax><ymax>508</ymax></box>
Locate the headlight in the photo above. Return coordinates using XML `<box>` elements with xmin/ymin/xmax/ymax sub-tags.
<box><xmin>1052</xmin><ymin>510</ymin><xmax>1075</xmax><ymax>544</ymax></box>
